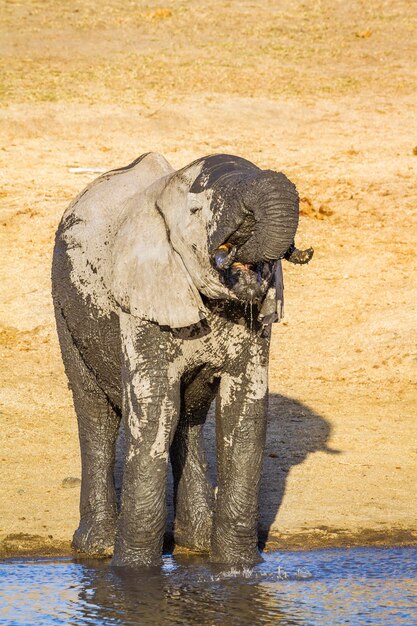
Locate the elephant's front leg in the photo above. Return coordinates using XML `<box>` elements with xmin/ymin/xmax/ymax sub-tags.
<box><xmin>211</xmin><ymin>357</ymin><xmax>268</xmax><ymax>566</ymax></box>
<box><xmin>112</xmin><ymin>320</ymin><xmax>180</xmax><ymax>568</ymax></box>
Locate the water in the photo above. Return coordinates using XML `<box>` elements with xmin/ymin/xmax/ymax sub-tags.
<box><xmin>0</xmin><ymin>548</ymin><xmax>416</xmax><ymax>625</ymax></box>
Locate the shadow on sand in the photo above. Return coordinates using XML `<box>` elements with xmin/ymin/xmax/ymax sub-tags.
<box><xmin>165</xmin><ymin>392</ymin><xmax>338</xmax><ymax>549</ymax></box>
<box><xmin>259</xmin><ymin>393</ymin><xmax>338</xmax><ymax>544</ymax></box>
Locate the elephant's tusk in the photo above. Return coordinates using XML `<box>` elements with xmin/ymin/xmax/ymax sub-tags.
<box><xmin>213</xmin><ymin>244</ymin><xmax>237</xmax><ymax>269</ymax></box>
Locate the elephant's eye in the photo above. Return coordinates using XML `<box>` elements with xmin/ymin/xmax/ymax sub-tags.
<box><xmin>190</xmin><ymin>205</ymin><xmax>202</xmax><ymax>214</ymax></box>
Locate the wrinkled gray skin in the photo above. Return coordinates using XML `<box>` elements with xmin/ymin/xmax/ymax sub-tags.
<box><xmin>52</xmin><ymin>153</ymin><xmax>313</xmax><ymax>568</ymax></box>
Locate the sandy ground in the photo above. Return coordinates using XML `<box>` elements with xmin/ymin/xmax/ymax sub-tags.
<box><xmin>1</xmin><ymin>0</ymin><xmax>416</xmax><ymax>557</ymax></box>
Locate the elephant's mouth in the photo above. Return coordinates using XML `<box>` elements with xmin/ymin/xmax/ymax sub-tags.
<box><xmin>211</xmin><ymin>243</ymin><xmax>276</xmax><ymax>303</ymax></box>
<box><xmin>211</xmin><ymin>239</ymin><xmax>313</xmax><ymax>303</ymax></box>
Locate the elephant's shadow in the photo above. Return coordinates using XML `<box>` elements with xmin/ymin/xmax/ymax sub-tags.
<box><xmin>165</xmin><ymin>392</ymin><xmax>335</xmax><ymax>547</ymax></box>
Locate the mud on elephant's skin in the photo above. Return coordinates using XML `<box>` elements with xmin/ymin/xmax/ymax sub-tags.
<box><xmin>51</xmin><ymin>152</ymin><xmax>313</xmax><ymax>568</ymax></box>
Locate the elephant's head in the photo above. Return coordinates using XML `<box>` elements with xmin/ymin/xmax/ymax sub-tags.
<box><xmin>188</xmin><ymin>155</ymin><xmax>313</xmax><ymax>305</ymax></box>
<box><xmin>112</xmin><ymin>153</ymin><xmax>313</xmax><ymax>329</ymax></box>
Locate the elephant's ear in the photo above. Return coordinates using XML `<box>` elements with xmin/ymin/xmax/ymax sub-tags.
<box><xmin>110</xmin><ymin>191</ymin><xmax>207</xmax><ymax>328</ymax></box>
<box><xmin>258</xmin><ymin>261</ymin><xmax>284</xmax><ymax>324</ymax></box>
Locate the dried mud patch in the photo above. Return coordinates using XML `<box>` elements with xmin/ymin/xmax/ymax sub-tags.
<box><xmin>264</xmin><ymin>528</ymin><xmax>417</xmax><ymax>552</ymax></box>
<box><xmin>2</xmin><ymin>528</ymin><xmax>416</xmax><ymax>559</ymax></box>
<box><xmin>0</xmin><ymin>534</ymin><xmax>72</xmax><ymax>559</ymax></box>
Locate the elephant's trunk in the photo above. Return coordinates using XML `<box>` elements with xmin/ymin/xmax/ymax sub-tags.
<box><xmin>284</xmin><ymin>242</ymin><xmax>314</xmax><ymax>264</ymax></box>
<box><xmin>234</xmin><ymin>171</ymin><xmax>300</xmax><ymax>264</ymax></box>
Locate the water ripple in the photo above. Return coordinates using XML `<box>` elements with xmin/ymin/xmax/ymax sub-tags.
<box><xmin>0</xmin><ymin>548</ymin><xmax>416</xmax><ymax>625</ymax></box>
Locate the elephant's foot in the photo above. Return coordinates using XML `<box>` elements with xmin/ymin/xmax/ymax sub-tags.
<box><xmin>210</xmin><ymin>545</ymin><xmax>263</xmax><ymax>567</ymax></box>
<box><xmin>72</xmin><ymin>516</ymin><xmax>116</xmax><ymax>557</ymax></box>
<box><xmin>174</xmin><ymin>513</ymin><xmax>212</xmax><ymax>553</ymax></box>
<box><xmin>210</xmin><ymin>528</ymin><xmax>263</xmax><ymax>567</ymax></box>
<box><xmin>111</xmin><ymin>536</ymin><xmax>162</xmax><ymax>568</ymax></box>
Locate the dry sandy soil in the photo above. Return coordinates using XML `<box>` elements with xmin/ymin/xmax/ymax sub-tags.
<box><xmin>1</xmin><ymin>0</ymin><xmax>416</xmax><ymax>557</ymax></box>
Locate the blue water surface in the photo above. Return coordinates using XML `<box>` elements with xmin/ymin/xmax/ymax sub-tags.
<box><xmin>0</xmin><ymin>547</ymin><xmax>416</xmax><ymax>625</ymax></box>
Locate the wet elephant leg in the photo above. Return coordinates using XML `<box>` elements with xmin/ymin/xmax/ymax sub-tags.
<box><xmin>55</xmin><ymin>310</ymin><xmax>120</xmax><ymax>555</ymax></box>
<box><xmin>73</xmin><ymin>392</ymin><xmax>120</xmax><ymax>555</ymax></box>
<box><xmin>112</xmin><ymin>376</ymin><xmax>180</xmax><ymax>567</ymax></box>
<box><xmin>211</xmin><ymin>362</ymin><xmax>268</xmax><ymax>566</ymax></box>
<box><xmin>112</xmin><ymin>317</ymin><xmax>181</xmax><ymax>568</ymax></box>
<box><xmin>170</xmin><ymin>374</ymin><xmax>218</xmax><ymax>552</ymax></box>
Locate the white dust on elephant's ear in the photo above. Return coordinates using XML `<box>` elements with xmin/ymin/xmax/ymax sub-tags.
<box><xmin>59</xmin><ymin>152</ymin><xmax>175</xmax><ymax>319</ymax></box>
<box><xmin>111</xmin><ymin>178</ymin><xmax>207</xmax><ymax>329</ymax></box>
<box><xmin>157</xmin><ymin>164</ymin><xmax>238</xmax><ymax>302</ymax></box>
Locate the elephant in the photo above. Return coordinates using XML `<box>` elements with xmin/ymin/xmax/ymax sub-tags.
<box><xmin>52</xmin><ymin>152</ymin><xmax>313</xmax><ymax>568</ymax></box>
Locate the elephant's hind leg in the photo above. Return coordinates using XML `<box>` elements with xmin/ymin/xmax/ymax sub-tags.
<box><xmin>170</xmin><ymin>373</ymin><xmax>218</xmax><ymax>552</ymax></box>
<box><xmin>55</xmin><ymin>309</ymin><xmax>120</xmax><ymax>556</ymax></box>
